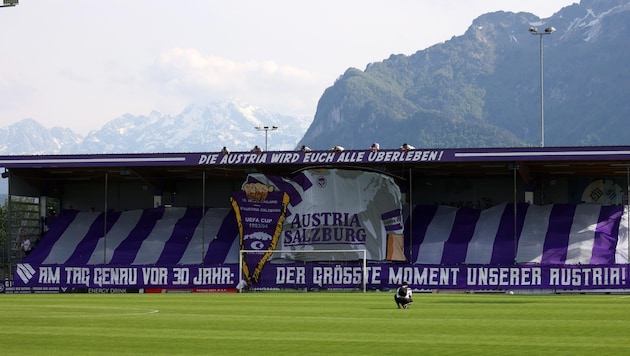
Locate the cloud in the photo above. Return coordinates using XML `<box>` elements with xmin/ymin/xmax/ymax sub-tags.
<box><xmin>59</xmin><ymin>68</ymin><xmax>90</xmax><ymax>83</ymax></box>
<box><xmin>0</xmin><ymin>73</ymin><xmax>36</xmax><ymax>111</ymax></box>
<box><xmin>148</xmin><ymin>48</ymin><xmax>323</xmax><ymax>116</ymax></box>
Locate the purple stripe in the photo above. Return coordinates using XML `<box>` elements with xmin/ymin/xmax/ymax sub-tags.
<box><xmin>109</xmin><ymin>207</ymin><xmax>165</xmax><ymax>264</ymax></box>
<box><xmin>291</xmin><ymin>172</ymin><xmax>314</xmax><ymax>193</ymax></box>
<box><xmin>156</xmin><ymin>208</ymin><xmax>204</xmax><ymax>265</ymax></box>
<box><xmin>385</xmin><ymin>224</ymin><xmax>404</xmax><ymax>232</ymax></box>
<box><xmin>65</xmin><ymin>212</ymin><xmax>122</xmax><ymax>264</ymax></box>
<box><xmin>267</xmin><ymin>175</ymin><xmax>303</xmax><ymax>225</ymax></box>
<box><xmin>441</xmin><ymin>208</ymin><xmax>481</xmax><ymax>264</ymax></box>
<box><xmin>23</xmin><ymin>209</ymin><xmax>80</xmax><ymax>264</ymax></box>
<box><xmin>407</xmin><ymin>205</ymin><xmax>439</xmax><ymax>262</ymax></box>
<box><xmin>205</xmin><ymin>210</ymin><xmax>239</xmax><ymax>264</ymax></box>
<box><xmin>382</xmin><ymin>209</ymin><xmax>401</xmax><ymax>220</ymax></box>
<box><xmin>267</xmin><ymin>175</ymin><xmax>304</xmax><ymax>206</ymax></box>
<box><xmin>541</xmin><ymin>204</ymin><xmax>576</xmax><ymax>264</ymax></box>
<box><xmin>248</xmin><ymin>174</ymin><xmax>304</xmax><ymax>206</ymax></box>
<box><xmin>490</xmin><ymin>203</ymin><xmax>529</xmax><ymax>264</ymax></box>
<box><xmin>590</xmin><ymin>205</ymin><xmax>623</xmax><ymax>264</ymax></box>
<box><xmin>383</xmin><ymin>209</ymin><xmax>403</xmax><ymax>232</ymax></box>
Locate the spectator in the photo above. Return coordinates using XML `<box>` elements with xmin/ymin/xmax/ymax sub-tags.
<box><xmin>221</xmin><ymin>146</ymin><xmax>230</xmax><ymax>154</ymax></box>
<box><xmin>370</xmin><ymin>143</ymin><xmax>380</xmax><ymax>151</ymax></box>
<box><xmin>400</xmin><ymin>143</ymin><xmax>415</xmax><ymax>152</ymax></box>
<box><xmin>21</xmin><ymin>237</ymin><xmax>32</xmax><ymax>256</ymax></box>
<box><xmin>331</xmin><ymin>145</ymin><xmax>344</xmax><ymax>152</ymax></box>
<box><xmin>251</xmin><ymin>145</ymin><xmax>263</xmax><ymax>154</ymax></box>
<box><xmin>300</xmin><ymin>145</ymin><xmax>312</xmax><ymax>152</ymax></box>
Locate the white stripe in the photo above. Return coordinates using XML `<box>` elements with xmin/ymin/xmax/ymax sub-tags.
<box><xmin>179</xmin><ymin>209</ymin><xmax>233</xmax><ymax>264</ymax></box>
<box><xmin>415</xmin><ymin>206</ymin><xmax>456</xmax><ymax>264</ymax></box>
<box><xmin>464</xmin><ymin>204</ymin><xmax>505</xmax><ymax>264</ymax></box>
<box><xmin>133</xmin><ymin>208</ymin><xmax>187</xmax><ymax>265</ymax></box>
<box><xmin>87</xmin><ymin>210</ymin><xmax>143</xmax><ymax>264</ymax></box>
<box><xmin>454</xmin><ymin>150</ymin><xmax>630</xmax><ymax>158</ymax></box>
<box><xmin>0</xmin><ymin>157</ymin><xmax>186</xmax><ymax>165</ymax></box>
<box><xmin>616</xmin><ymin>206</ymin><xmax>629</xmax><ymax>263</ymax></box>
<box><xmin>43</xmin><ymin>212</ymin><xmax>98</xmax><ymax>264</ymax></box>
<box><xmin>516</xmin><ymin>205</ymin><xmax>553</xmax><ymax>263</ymax></box>
<box><xmin>565</xmin><ymin>204</ymin><xmax>598</xmax><ymax>264</ymax></box>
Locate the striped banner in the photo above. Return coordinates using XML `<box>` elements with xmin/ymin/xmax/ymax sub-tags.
<box><xmin>21</xmin><ymin>203</ymin><xmax>629</xmax><ymax>269</ymax></box>
<box><xmin>406</xmin><ymin>203</ymin><xmax>628</xmax><ymax>265</ymax></box>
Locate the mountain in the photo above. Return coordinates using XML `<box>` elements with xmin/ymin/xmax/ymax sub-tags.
<box><xmin>2</xmin><ymin>1</ymin><xmax>629</xmax><ymax>156</ymax></box>
<box><xmin>0</xmin><ymin>100</ymin><xmax>312</xmax><ymax>155</ymax></box>
<box><xmin>64</xmin><ymin>101</ymin><xmax>311</xmax><ymax>154</ymax></box>
<box><xmin>0</xmin><ymin>100</ymin><xmax>310</xmax><ymax>196</ymax></box>
<box><xmin>298</xmin><ymin>0</ymin><xmax>630</xmax><ymax>150</ymax></box>
<box><xmin>0</xmin><ymin>118</ymin><xmax>82</xmax><ymax>155</ymax></box>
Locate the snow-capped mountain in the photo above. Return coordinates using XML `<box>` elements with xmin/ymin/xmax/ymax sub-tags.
<box><xmin>0</xmin><ymin>100</ymin><xmax>312</xmax><ymax>155</ymax></box>
<box><xmin>0</xmin><ymin>118</ymin><xmax>83</xmax><ymax>155</ymax></box>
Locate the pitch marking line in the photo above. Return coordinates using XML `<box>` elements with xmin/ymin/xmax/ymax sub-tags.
<box><xmin>29</xmin><ymin>305</ymin><xmax>160</xmax><ymax>318</ymax></box>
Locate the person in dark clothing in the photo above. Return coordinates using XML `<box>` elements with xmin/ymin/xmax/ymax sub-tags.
<box><xmin>394</xmin><ymin>282</ymin><xmax>413</xmax><ymax>309</ymax></box>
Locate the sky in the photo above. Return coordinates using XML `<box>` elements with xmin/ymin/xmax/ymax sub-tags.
<box><xmin>0</xmin><ymin>0</ymin><xmax>577</xmax><ymax>135</ymax></box>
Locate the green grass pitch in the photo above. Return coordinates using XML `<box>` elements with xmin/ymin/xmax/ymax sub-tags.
<box><xmin>2</xmin><ymin>292</ymin><xmax>630</xmax><ymax>355</ymax></box>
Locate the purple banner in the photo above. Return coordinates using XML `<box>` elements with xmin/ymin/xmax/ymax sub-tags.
<box><xmin>12</xmin><ymin>263</ymin><xmax>630</xmax><ymax>290</ymax></box>
<box><xmin>198</xmin><ymin>150</ymin><xmax>445</xmax><ymax>166</ymax></box>
<box><xmin>14</xmin><ymin>263</ymin><xmax>239</xmax><ymax>289</ymax></box>
<box><xmin>259</xmin><ymin>263</ymin><xmax>630</xmax><ymax>290</ymax></box>
<box><xmin>6</xmin><ymin>146</ymin><xmax>630</xmax><ymax>169</ymax></box>
<box><xmin>231</xmin><ymin>190</ymin><xmax>290</xmax><ymax>283</ymax></box>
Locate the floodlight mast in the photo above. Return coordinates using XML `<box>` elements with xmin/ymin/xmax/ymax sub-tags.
<box><xmin>254</xmin><ymin>125</ymin><xmax>278</xmax><ymax>151</ymax></box>
<box><xmin>529</xmin><ymin>26</ymin><xmax>555</xmax><ymax>147</ymax></box>
<box><xmin>1</xmin><ymin>0</ymin><xmax>18</xmax><ymax>8</ymax></box>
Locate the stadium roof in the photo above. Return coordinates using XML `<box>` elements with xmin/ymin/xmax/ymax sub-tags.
<box><xmin>2</xmin><ymin>146</ymin><xmax>630</xmax><ymax>186</ymax></box>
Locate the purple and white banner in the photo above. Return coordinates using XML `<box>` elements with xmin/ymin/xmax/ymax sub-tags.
<box><xmin>231</xmin><ymin>190</ymin><xmax>290</xmax><ymax>283</ymax></box>
<box><xmin>7</xmin><ymin>146</ymin><xmax>630</xmax><ymax>169</ymax></box>
<box><xmin>198</xmin><ymin>150</ymin><xmax>445</xmax><ymax>166</ymax></box>
<box><xmin>12</xmin><ymin>263</ymin><xmax>629</xmax><ymax>290</ymax></box>
<box><xmin>13</xmin><ymin>192</ymin><xmax>630</xmax><ymax>289</ymax></box>
<box><xmin>241</xmin><ymin>169</ymin><xmax>405</xmax><ymax>261</ymax></box>
<box><xmin>266</xmin><ymin>263</ymin><xmax>630</xmax><ymax>290</ymax></box>
<box><xmin>25</xmin><ymin>204</ymin><xmax>627</xmax><ymax>268</ymax></box>
<box><xmin>407</xmin><ymin>203</ymin><xmax>629</xmax><ymax>265</ymax></box>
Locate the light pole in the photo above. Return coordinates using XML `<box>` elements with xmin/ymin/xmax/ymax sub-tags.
<box><xmin>255</xmin><ymin>125</ymin><xmax>278</xmax><ymax>151</ymax></box>
<box><xmin>1</xmin><ymin>0</ymin><xmax>18</xmax><ymax>8</ymax></box>
<box><xmin>529</xmin><ymin>26</ymin><xmax>555</xmax><ymax>147</ymax></box>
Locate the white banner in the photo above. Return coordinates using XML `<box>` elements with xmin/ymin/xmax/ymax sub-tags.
<box><xmin>243</xmin><ymin>169</ymin><xmax>405</xmax><ymax>261</ymax></box>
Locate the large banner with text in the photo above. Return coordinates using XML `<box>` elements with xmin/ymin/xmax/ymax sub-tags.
<box><xmin>11</xmin><ymin>263</ymin><xmax>629</xmax><ymax>290</ymax></box>
<box><xmin>11</xmin><ymin>173</ymin><xmax>630</xmax><ymax>291</ymax></box>
<box><xmin>231</xmin><ymin>169</ymin><xmax>406</xmax><ymax>284</ymax></box>
<box><xmin>234</xmin><ymin>169</ymin><xmax>406</xmax><ymax>261</ymax></box>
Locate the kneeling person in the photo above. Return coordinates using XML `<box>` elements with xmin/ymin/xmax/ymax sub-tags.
<box><xmin>394</xmin><ymin>282</ymin><xmax>413</xmax><ymax>309</ymax></box>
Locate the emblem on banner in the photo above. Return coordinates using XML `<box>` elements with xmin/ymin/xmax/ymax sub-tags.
<box><xmin>16</xmin><ymin>263</ymin><xmax>36</xmax><ymax>284</ymax></box>
<box><xmin>582</xmin><ymin>179</ymin><xmax>624</xmax><ymax>205</ymax></box>
<box><xmin>231</xmin><ymin>183</ymin><xmax>290</xmax><ymax>284</ymax></box>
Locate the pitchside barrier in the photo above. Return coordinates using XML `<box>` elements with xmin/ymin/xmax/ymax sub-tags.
<box><xmin>239</xmin><ymin>249</ymin><xmax>368</xmax><ymax>293</ymax></box>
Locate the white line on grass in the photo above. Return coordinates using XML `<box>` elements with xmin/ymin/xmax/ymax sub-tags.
<box><xmin>29</xmin><ymin>305</ymin><xmax>160</xmax><ymax>318</ymax></box>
